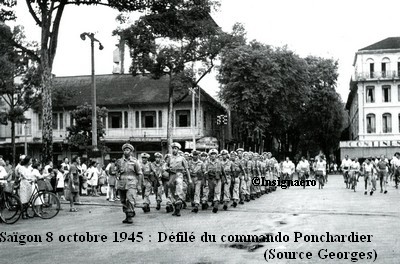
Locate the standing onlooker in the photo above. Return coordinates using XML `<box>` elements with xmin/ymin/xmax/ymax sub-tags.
<box><xmin>55</xmin><ymin>164</ymin><xmax>65</xmax><ymax>200</ymax></box>
<box><xmin>105</xmin><ymin>158</ymin><xmax>117</xmax><ymax>202</ymax></box>
<box><xmin>87</xmin><ymin>161</ymin><xmax>99</xmax><ymax>196</ymax></box>
<box><xmin>68</xmin><ymin>156</ymin><xmax>81</xmax><ymax>212</ymax></box>
<box><xmin>19</xmin><ymin>156</ymin><xmax>34</xmax><ymax>219</ymax></box>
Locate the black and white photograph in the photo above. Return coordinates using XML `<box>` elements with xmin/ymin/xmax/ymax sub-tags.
<box><xmin>0</xmin><ymin>0</ymin><xmax>399</xmax><ymax>263</ymax></box>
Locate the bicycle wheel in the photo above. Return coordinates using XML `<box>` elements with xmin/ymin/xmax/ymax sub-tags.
<box><xmin>0</xmin><ymin>194</ymin><xmax>22</xmax><ymax>224</ymax></box>
<box><xmin>33</xmin><ymin>192</ymin><xmax>61</xmax><ymax>219</ymax></box>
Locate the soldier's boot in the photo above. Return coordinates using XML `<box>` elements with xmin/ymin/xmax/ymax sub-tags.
<box><xmin>172</xmin><ymin>203</ymin><xmax>182</xmax><ymax>217</ymax></box>
<box><xmin>122</xmin><ymin>212</ymin><xmax>134</xmax><ymax>224</ymax></box>
<box><xmin>245</xmin><ymin>195</ymin><xmax>250</xmax><ymax>202</ymax></box>
<box><xmin>166</xmin><ymin>204</ymin><xmax>173</xmax><ymax>213</ymax></box>
<box><xmin>156</xmin><ymin>201</ymin><xmax>161</xmax><ymax>210</ymax></box>
<box><xmin>191</xmin><ymin>202</ymin><xmax>196</xmax><ymax>207</ymax></box>
<box><xmin>182</xmin><ymin>201</ymin><xmax>187</xmax><ymax>209</ymax></box>
<box><xmin>191</xmin><ymin>205</ymin><xmax>199</xmax><ymax>213</ymax></box>
<box><xmin>250</xmin><ymin>194</ymin><xmax>255</xmax><ymax>200</ymax></box>
<box><xmin>232</xmin><ymin>201</ymin><xmax>238</xmax><ymax>208</ymax></box>
<box><xmin>142</xmin><ymin>204</ymin><xmax>150</xmax><ymax>213</ymax></box>
<box><xmin>201</xmin><ymin>203</ymin><xmax>208</xmax><ymax>210</ymax></box>
<box><xmin>212</xmin><ymin>201</ymin><xmax>219</xmax><ymax>213</ymax></box>
<box><xmin>257</xmin><ymin>192</ymin><xmax>261</xmax><ymax>198</ymax></box>
<box><xmin>223</xmin><ymin>202</ymin><xmax>228</xmax><ymax>211</ymax></box>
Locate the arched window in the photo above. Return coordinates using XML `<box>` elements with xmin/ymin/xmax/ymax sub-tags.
<box><xmin>382</xmin><ymin>113</ymin><xmax>392</xmax><ymax>133</ymax></box>
<box><xmin>366</xmin><ymin>114</ymin><xmax>375</xmax><ymax>133</ymax></box>
<box><xmin>381</xmin><ymin>57</ymin><xmax>390</xmax><ymax>77</ymax></box>
<box><xmin>367</xmin><ymin>58</ymin><xmax>374</xmax><ymax>78</ymax></box>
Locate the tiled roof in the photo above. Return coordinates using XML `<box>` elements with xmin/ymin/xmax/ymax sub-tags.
<box><xmin>359</xmin><ymin>37</ymin><xmax>400</xmax><ymax>51</ymax></box>
<box><xmin>53</xmin><ymin>74</ymin><xmax>222</xmax><ymax>109</ymax></box>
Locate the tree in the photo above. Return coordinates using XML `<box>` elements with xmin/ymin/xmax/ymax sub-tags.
<box><xmin>218</xmin><ymin>41</ymin><xmax>310</xmax><ymax>155</ymax></box>
<box><xmin>299</xmin><ymin>56</ymin><xmax>347</xmax><ymax>159</ymax></box>
<box><xmin>66</xmin><ymin>102</ymin><xmax>108</xmax><ymax>154</ymax></box>
<box><xmin>114</xmin><ymin>0</ymin><xmax>240</xmax><ymax>152</ymax></box>
<box><xmin>0</xmin><ymin>23</ymin><xmax>40</xmax><ymax>165</ymax></box>
<box><xmin>0</xmin><ymin>0</ymin><xmax>167</xmax><ymax>163</ymax></box>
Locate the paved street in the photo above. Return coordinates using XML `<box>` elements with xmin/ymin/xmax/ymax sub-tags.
<box><xmin>1</xmin><ymin>174</ymin><xmax>399</xmax><ymax>264</ymax></box>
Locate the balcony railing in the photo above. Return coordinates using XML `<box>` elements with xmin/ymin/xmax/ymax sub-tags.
<box><xmin>355</xmin><ymin>71</ymin><xmax>399</xmax><ymax>81</ymax></box>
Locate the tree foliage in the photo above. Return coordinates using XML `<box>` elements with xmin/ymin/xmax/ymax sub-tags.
<box><xmin>66</xmin><ymin>103</ymin><xmax>108</xmax><ymax>153</ymax></box>
<box><xmin>218</xmin><ymin>35</ymin><xmax>346</xmax><ymax>159</ymax></box>
<box><xmin>0</xmin><ymin>22</ymin><xmax>41</xmax><ymax>165</ymax></box>
<box><xmin>0</xmin><ymin>0</ymin><xmax>174</xmax><ymax>163</ymax></box>
<box><xmin>114</xmin><ymin>0</ymin><xmax>241</xmax><ymax>151</ymax></box>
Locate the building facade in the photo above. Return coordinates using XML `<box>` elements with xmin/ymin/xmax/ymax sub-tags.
<box><xmin>0</xmin><ymin>74</ymin><xmax>228</xmax><ymax>163</ymax></box>
<box><xmin>341</xmin><ymin>37</ymin><xmax>400</xmax><ymax>158</ymax></box>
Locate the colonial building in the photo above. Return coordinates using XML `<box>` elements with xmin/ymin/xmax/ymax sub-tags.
<box><xmin>0</xmin><ymin>74</ymin><xmax>227</xmax><ymax>163</ymax></box>
<box><xmin>341</xmin><ymin>37</ymin><xmax>400</xmax><ymax>158</ymax></box>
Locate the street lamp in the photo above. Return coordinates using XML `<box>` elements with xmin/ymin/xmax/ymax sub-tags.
<box><xmin>80</xmin><ymin>32</ymin><xmax>103</xmax><ymax>152</ymax></box>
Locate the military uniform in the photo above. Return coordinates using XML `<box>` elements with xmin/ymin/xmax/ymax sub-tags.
<box><xmin>116</xmin><ymin>145</ymin><xmax>143</xmax><ymax>223</ymax></box>
<box><xmin>150</xmin><ymin>158</ymin><xmax>164</xmax><ymax>210</ymax></box>
<box><xmin>140</xmin><ymin>153</ymin><xmax>153</xmax><ymax>212</ymax></box>
<box><xmin>205</xmin><ymin>149</ymin><xmax>225</xmax><ymax>213</ymax></box>
<box><xmin>237</xmin><ymin>151</ymin><xmax>248</xmax><ymax>203</ymax></box>
<box><xmin>221</xmin><ymin>155</ymin><xmax>233</xmax><ymax>210</ymax></box>
<box><xmin>189</xmin><ymin>152</ymin><xmax>206</xmax><ymax>212</ymax></box>
<box><xmin>231</xmin><ymin>152</ymin><xmax>244</xmax><ymax>206</ymax></box>
<box><xmin>168</xmin><ymin>143</ymin><xmax>190</xmax><ymax>216</ymax></box>
<box><xmin>246</xmin><ymin>155</ymin><xmax>255</xmax><ymax>200</ymax></box>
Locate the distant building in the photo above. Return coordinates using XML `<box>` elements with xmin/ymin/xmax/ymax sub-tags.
<box><xmin>341</xmin><ymin>37</ymin><xmax>400</xmax><ymax>158</ymax></box>
<box><xmin>0</xmin><ymin>74</ymin><xmax>227</xmax><ymax>163</ymax></box>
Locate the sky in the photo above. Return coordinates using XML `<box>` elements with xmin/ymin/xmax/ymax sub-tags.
<box><xmin>11</xmin><ymin>0</ymin><xmax>400</xmax><ymax>102</ymax></box>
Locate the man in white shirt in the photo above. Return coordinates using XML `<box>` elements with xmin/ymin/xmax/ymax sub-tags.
<box><xmin>296</xmin><ymin>156</ymin><xmax>310</xmax><ymax>180</ymax></box>
<box><xmin>391</xmin><ymin>152</ymin><xmax>400</xmax><ymax>188</ymax></box>
<box><xmin>341</xmin><ymin>155</ymin><xmax>352</xmax><ymax>187</ymax></box>
<box><xmin>362</xmin><ymin>158</ymin><xmax>375</xmax><ymax>195</ymax></box>
<box><xmin>282</xmin><ymin>157</ymin><xmax>295</xmax><ymax>181</ymax></box>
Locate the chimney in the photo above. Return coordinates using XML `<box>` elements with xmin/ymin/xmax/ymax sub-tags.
<box><xmin>112</xmin><ymin>38</ymin><xmax>126</xmax><ymax>74</ymax></box>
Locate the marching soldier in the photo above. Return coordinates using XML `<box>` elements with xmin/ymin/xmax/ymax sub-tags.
<box><xmin>200</xmin><ymin>152</ymin><xmax>210</xmax><ymax>210</ymax></box>
<box><xmin>162</xmin><ymin>154</ymin><xmax>174</xmax><ymax>213</ymax></box>
<box><xmin>236</xmin><ymin>148</ymin><xmax>248</xmax><ymax>204</ymax></box>
<box><xmin>140</xmin><ymin>153</ymin><xmax>152</xmax><ymax>213</ymax></box>
<box><xmin>221</xmin><ymin>150</ymin><xmax>233</xmax><ymax>210</ymax></box>
<box><xmin>151</xmin><ymin>152</ymin><xmax>164</xmax><ymax>210</ymax></box>
<box><xmin>189</xmin><ymin>150</ymin><xmax>206</xmax><ymax>213</ymax></box>
<box><xmin>205</xmin><ymin>149</ymin><xmax>226</xmax><ymax>213</ymax></box>
<box><xmin>230</xmin><ymin>151</ymin><xmax>244</xmax><ymax>207</ymax></box>
<box><xmin>167</xmin><ymin>142</ymin><xmax>192</xmax><ymax>217</ymax></box>
<box><xmin>116</xmin><ymin>143</ymin><xmax>143</xmax><ymax>224</ymax></box>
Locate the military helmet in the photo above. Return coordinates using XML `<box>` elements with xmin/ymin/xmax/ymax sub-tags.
<box><xmin>154</xmin><ymin>152</ymin><xmax>162</xmax><ymax>158</ymax></box>
<box><xmin>220</xmin><ymin>149</ymin><xmax>229</xmax><ymax>155</ymax></box>
<box><xmin>192</xmin><ymin>150</ymin><xmax>200</xmax><ymax>156</ymax></box>
<box><xmin>141</xmin><ymin>153</ymin><xmax>150</xmax><ymax>159</ymax></box>
<box><xmin>236</xmin><ymin>148</ymin><xmax>244</xmax><ymax>152</ymax></box>
<box><xmin>209</xmin><ymin>149</ymin><xmax>218</xmax><ymax>155</ymax></box>
<box><xmin>122</xmin><ymin>143</ymin><xmax>134</xmax><ymax>152</ymax></box>
<box><xmin>171</xmin><ymin>142</ymin><xmax>181</xmax><ymax>149</ymax></box>
<box><xmin>230</xmin><ymin>151</ymin><xmax>237</xmax><ymax>156</ymax></box>
<box><xmin>200</xmin><ymin>152</ymin><xmax>208</xmax><ymax>157</ymax></box>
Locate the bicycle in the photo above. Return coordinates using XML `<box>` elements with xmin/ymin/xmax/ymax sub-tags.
<box><xmin>349</xmin><ymin>171</ymin><xmax>358</xmax><ymax>192</ymax></box>
<box><xmin>315</xmin><ymin>170</ymin><xmax>325</xmax><ymax>189</ymax></box>
<box><xmin>343</xmin><ymin>170</ymin><xmax>351</xmax><ymax>189</ymax></box>
<box><xmin>0</xmin><ymin>182</ymin><xmax>22</xmax><ymax>224</ymax></box>
<box><xmin>25</xmin><ymin>180</ymin><xmax>61</xmax><ymax>219</ymax></box>
<box><xmin>298</xmin><ymin>170</ymin><xmax>308</xmax><ymax>189</ymax></box>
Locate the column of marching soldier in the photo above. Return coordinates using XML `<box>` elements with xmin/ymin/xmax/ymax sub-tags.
<box><xmin>116</xmin><ymin>142</ymin><xmax>280</xmax><ymax>224</ymax></box>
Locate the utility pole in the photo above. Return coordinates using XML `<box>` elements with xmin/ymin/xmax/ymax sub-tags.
<box><xmin>80</xmin><ymin>32</ymin><xmax>104</xmax><ymax>153</ymax></box>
